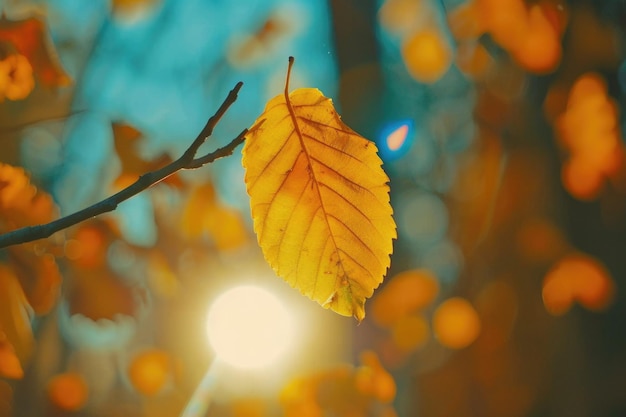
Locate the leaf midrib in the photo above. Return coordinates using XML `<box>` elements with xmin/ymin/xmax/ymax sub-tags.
<box><xmin>283</xmin><ymin>91</ymin><xmax>350</xmax><ymax>293</ymax></box>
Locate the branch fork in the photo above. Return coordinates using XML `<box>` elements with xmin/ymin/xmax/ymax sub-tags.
<box><xmin>0</xmin><ymin>82</ymin><xmax>248</xmax><ymax>249</ymax></box>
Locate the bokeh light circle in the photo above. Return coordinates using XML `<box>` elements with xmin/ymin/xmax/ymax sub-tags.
<box><xmin>206</xmin><ymin>285</ymin><xmax>294</xmax><ymax>369</ymax></box>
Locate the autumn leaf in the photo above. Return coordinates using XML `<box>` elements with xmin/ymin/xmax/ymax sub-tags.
<box><xmin>112</xmin><ymin>123</ymin><xmax>182</xmax><ymax>189</ymax></box>
<box><xmin>0</xmin><ymin>15</ymin><xmax>71</xmax><ymax>88</ymax></box>
<box><xmin>242</xmin><ymin>58</ymin><xmax>396</xmax><ymax>320</ymax></box>
<box><xmin>0</xmin><ymin>264</ymin><xmax>34</xmax><ymax>379</ymax></box>
<box><xmin>0</xmin><ymin>162</ymin><xmax>58</xmax><ymax>232</ymax></box>
<box><xmin>0</xmin><ymin>163</ymin><xmax>61</xmax><ymax>314</ymax></box>
<box><xmin>180</xmin><ymin>182</ymin><xmax>249</xmax><ymax>250</ymax></box>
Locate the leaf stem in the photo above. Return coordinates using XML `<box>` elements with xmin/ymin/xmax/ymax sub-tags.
<box><xmin>0</xmin><ymin>82</ymin><xmax>246</xmax><ymax>250</ymax></box>
<box><xmin>285</xmin><ymin>56</ymin><xmax>295</xmax><ymax>95</ymax></box>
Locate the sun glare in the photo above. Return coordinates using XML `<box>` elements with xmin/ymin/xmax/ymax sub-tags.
<box><xmin>206</xmin><ymin>285</ymin><xmax>294</xmax><ymax>369</ymax></box>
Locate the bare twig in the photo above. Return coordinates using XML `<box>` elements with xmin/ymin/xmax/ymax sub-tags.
<box><xmin>0</xmin><ymin>82</ymin><xmax>246</xmax><ymax>249</ymax></box>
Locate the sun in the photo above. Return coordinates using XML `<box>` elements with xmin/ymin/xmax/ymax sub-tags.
<box><xmin>206</xmin><ymin>285</ymin><xmax>294</xmax><ymax>369</ymax></box>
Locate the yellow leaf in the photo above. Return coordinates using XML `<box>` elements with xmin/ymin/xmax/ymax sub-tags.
<box><xmin>242</xmin><ymin>58</ymin><xmax>396</xmax><ymax>320</ymax></box>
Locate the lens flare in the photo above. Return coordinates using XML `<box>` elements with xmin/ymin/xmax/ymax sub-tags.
<box><xmin>377</xmin><ymin>119</ymin><xmax>414</xmax><ymax>161</ymax></box>
<box><xmin>206</xmin><ymin>285</ymin><xmax>294</xmax><ymax>369</ymax></box>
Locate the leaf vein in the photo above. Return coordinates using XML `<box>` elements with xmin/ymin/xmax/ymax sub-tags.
<box><xmin>309</xmin><ymin>156</ymin><xmax>378</xmax><ymax>198</ymax></box>
<box><xmin>248</xmin><ymin>131</ymin><xmax>298</xmax><ymax>192</ymax></box>
<box><xmin>258</xmin><ymin>158</ymin><xmax>299</xmax><ymax>244</ymax></box>
<box><xmin>300</xmin><ymin>131</ymin><xmax>362</xmax><ymax>162</ymax></box>
<box><xmin>318</xmin><ymin>181</ymin><xmax>384</xmax><ymax>237</ymax></box>
<box><xmin>276</xmin><ymin>177</ymin><xmax>312</xmax><ymax>266</ymax></box>
<box><xmin>326</xmin><ymin>212</ymin><xmax>382</xmax><ymax>269</ymax></box>
<box><xmin>337</xmin><ymin>248</ymin><xmax>376</xmax><ymax>284</ymax></box>
<box><xmin>284</xmin><ymin>85</ymin><xmax>349</xmax><ymax>285</ymax></box>
<box><xmin>301</xmin><ymin>117</ymin><xmax>361</xmax><ymax>137</ymax></box>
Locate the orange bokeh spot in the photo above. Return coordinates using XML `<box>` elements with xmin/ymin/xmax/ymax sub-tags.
<box><xmin>433</xmin><ymin>297</ymin><xmax>481</xmax><ymax>349</ymax></box>
<box><xmin>0</xmin><ymin>54</ymin><xmax>35</xmax><ymax>101</ymax></box>
<box><xmin>542</xmin><ymin>254</ymin><xmax>615</xmax><ymax>315</ymax></box>
<box><xmin>541</xmin><ymin>273</ymin><xmax>573</xmax><ymax>316</ymax></box>
<box><xmin>391</xmin><ymin>313</ymin><xmax>429</xmax><ymax>352</ymax></box>
<box><xmin>47</xmin><ymin>372</ymin><xmax>89</xmax><ymax>411</ymax></box>
<box><xmin>561</xmin><ymin>155</ymin><xmax>604</xmax><ymax>201</ymax></box>
<box><xmin>511</xmin><ymin>6</ymin><xmax>561</xmax><ymax>73</ymax></box>
<box><xmin>555</xmin><ymin>72</ymin><xmax>625</xmax><ymax>200</ymax></box>
<box><xmin>371</xmin><ymin>269</ymin><xmax>439</xmax><ymax>327</ymax></box>
<box><xmin>402</xmin><ymin>29</ymin><xmax>452</xmax><ymax>83</ymax></box>
<box><xmin>128</xmin><ymin>349</ymin><xmax>172</xmax><ymax>396</ymax></box>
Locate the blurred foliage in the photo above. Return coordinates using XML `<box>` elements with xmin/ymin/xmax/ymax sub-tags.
<box><xmin>1</xmin><ymin>0</ymin><xmax>626</xmax><ymax>416</ymax></box>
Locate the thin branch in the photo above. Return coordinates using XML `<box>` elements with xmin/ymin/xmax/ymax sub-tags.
<box><xmin>0</xmin><ymin>82</ymin><xmax>246</xmax><ymax>250</ymax></box>
<box><xmin>0</xmin><ymin>110</ymin><xmax>87</xmax><ymax>138</ymax></box>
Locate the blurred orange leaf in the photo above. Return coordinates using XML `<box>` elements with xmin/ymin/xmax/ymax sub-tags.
<box><xmin>357</xmin><ymin>351</ymin><xmax>397</xmax><ymax>403</ymax></box>
<box><xmin>242</xmin><ymin>60</ymin><xmax>396</xmax><ymax>320</ymax></box>
<box><xmin>0</xmin><ymin>163</ymin><xmax>62</xmax><ymax>314</ymax></box>
<box><xmin>0</xmin><ymin>264</ymin><xmax>33</xmax><ymax>379</ymax></box>
<box><xmin>371</xmin><ymin>269</ymin><xmax>439</xmax><ymax>327</ymax></box>
<box><xmin>0</xmin><ymin>336</ymin><xmax>23</xmax><ymax>379</ymax></box>
<box><xmin>112</xmin><ymin>123</ymin><xmax>182</xmax><ymax>189</ymax></box>
<box><xmin>0</xmin><ymin>15</ymin><xmax>71</xmax><ymax>88</ymax></box>
<box><xmin>180</xmin><ymin>182</ymin><xmax>248</xmax><ymax>249</ymax></box>
<box><xmin>0</xmin><ymin>163</ymin><xmax>58</xmax><ymax>232</ymax></box>
<box><xmin>11</xmin><ymin>252</ymin><xmax>61</xmax><ymax>315</ymax></box>
<box><xmin>204</xmin><ymin>204</ymin><xmax>248</xmax><ymax>250</ymax></box>
<box><xmin>228</xmin><ymin>12</ymin><xmax>294</xmax><ymax>68</ymax></box>
<box><xmin>281</xmin><ymin>351</ymin><xmax>396</xmax><ymax>417</ymax></box>
<box><xmin>181</xmin><ymin>182</ymin><xmax>217</xmax><ymax>239</ymax></box>
<box><xmin>64</xmin><ymin>223</ymin><xmax>109</xmax><ymax>269</ymax></box>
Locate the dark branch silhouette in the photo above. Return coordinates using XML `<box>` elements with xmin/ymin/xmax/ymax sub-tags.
<box><xmin>0</xmin><ymin>82</ymin><xmax>247</xmax><ymax>249</ymax></box>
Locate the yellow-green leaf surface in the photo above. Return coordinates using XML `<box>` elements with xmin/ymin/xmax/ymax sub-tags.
<box><xmin>242</xmin><ymin>61</ymin><xmax>396</xmax><ymax>320</ymax></box>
